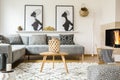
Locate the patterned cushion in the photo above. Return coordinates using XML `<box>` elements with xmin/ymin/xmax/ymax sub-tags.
<box><xmin>60</xmin><ymin>34</ymin><xmax>75</xmax><ymax>45</ymax></box>
<box><xmin>29</xmin><ymin>35</ymin><xmax>47</xmax><ymax>45</ymax></box>
<box><xmin>7</xmin><ymin>34</ymin><xmax>23</xmax><ymax>44</ymax></box>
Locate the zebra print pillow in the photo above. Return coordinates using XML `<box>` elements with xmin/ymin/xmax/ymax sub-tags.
<box><xmin>60</xmin><ymin>34</ymin><xmax>75</xmax><ymax>45</ymax></box>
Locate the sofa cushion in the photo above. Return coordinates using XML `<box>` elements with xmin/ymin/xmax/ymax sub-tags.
<box><xmin>26</xmin><ymin>45</ymin><xmax>48</xmax><ymax>54</ymax></box>
<box><xmin>60</xmin><ymin>34</ymin><xmax>75</xmax><ymax>45</ymax></box>
<box><xmin>60</xmin><ymin>45</ymin><xmax>84</xmax><ymax>54</ymax></box>
<box><xmin>7</xmin><ymin>34</ymin><xmax>23</xmax><ymax>44</ymax></box>
<box><xmin>0</xmin><ymin>35</ymin><xmax>7</xmax><ymax>43</ymax></box>
<box><xmin>21</xmin><ymin>36</ymin><xmax>29</xmax><ymax>45</ymax></box>
<box><xmin>29</xmin><ymin>35</ymin><xmax>47</xmax><ymax>45</ymax></box>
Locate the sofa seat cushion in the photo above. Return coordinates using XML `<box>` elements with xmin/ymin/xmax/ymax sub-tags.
<box><xmin>12</xmin><ymin>45</ymin><xmax>26</xmax><ymax>51</ymax></box>
<box><xmin>12</xmin><ymin>45</ymin><xmax>26</xmax><ymax>63</ymax></box>
<box><xmin>26</xmin><ymin>45</ymin><xmax>48</xmax><ymax>54</ymax></box>
<box><xmin>60</xmin><ymin>45</ymin><xmax>84</xmax><ymax>54</ymax></box>
<box><xmin>26</xmin><ymin>45</ymin><xmax>84</xmax><ymax>55</ymax></box>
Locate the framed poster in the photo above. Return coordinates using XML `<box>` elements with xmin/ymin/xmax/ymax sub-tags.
<box><xmin>24</xmin><ymin>5</ymin><xmax>43</xmax><ymax>31</ymax></box>
<box><xmin>56</xmin><ymin>5</ymin><xmax>74</xmax><ymax>31</ymax></box>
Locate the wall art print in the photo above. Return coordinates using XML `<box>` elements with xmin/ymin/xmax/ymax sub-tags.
<box><xmin>56</xmin><ymin>5</ymin><xmax>74</xmax><ymax>31</ymax></box>
<box><xmin>24</xmin><ymin>5</ymin><xmax>43</xmax><ymax>31</ymax></box>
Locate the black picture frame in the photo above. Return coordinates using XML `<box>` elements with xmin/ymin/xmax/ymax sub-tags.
<box><xmin>56</xmin><ymin>5</ymin><xmax>74</xmax><ymax>31</ymax></box>
<box><xmin>24</xmin><ymin>5</ymin><xmax>43</xmax><ymax>31</ymax></box>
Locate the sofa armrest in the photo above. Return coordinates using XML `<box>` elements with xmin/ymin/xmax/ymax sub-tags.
<box><xmin>0</xmin><ymin>44</ymin><xmax>12</xmax><ymax>63</ymax></box>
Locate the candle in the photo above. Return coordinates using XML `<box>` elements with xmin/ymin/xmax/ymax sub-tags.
<box><xmin>6</xmin><ymin>64</ymin><xmax>12</xmax><ymax>71</ymax></box>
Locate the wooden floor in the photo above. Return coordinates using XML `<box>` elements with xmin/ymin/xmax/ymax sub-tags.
<box><xmin>13</xmin><ymin>55</ymin><xmax>98</xmax><ymax>68</ymax></box>
<box><xmin>13</xmin><ymin>54</ymin><xmax>120</xmax><ymax>68</ymax></box>
<box><xmin>25</xmin><ymin>55</ymin><xmax>98</xmax><ymax>63</ymax></box>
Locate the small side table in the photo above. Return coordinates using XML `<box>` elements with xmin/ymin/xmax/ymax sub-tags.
<box><xmin>40</xmin><ymin>52</ymin><xmax>69</xmax><ymax>73</ymax></box>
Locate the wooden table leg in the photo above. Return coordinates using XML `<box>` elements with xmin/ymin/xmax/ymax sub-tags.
<box><xmin>81</xmin><ymin>54</ymin><xmax>84</xmax><ymax>62</ymax></box>
<box><xmin>53</xmin><ymin>56</ymin><xmax>55</xmax><ymax>69</ymax></box>
<box><xmin>40</xmin><ymin>56</ymin><xmax>47</xmax><ymax>72</ymax></box>
<box><xmin>61</xmin><ymin>55</ymin><xmax>69</xmax><ymax>73</ymax></box>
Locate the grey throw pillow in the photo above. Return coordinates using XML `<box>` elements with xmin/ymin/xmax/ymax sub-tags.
<box><xmin>60</xmin><ymin>34</ymin><xmax>75</xmax><ymax>45</ymax></box>
<box><xmin>29</xmin><ymin>35</ymin><xmax>47</xmax><ymax>45</ymax></box>
<box><xmin>7</xmin><ymin>34</ymin><xmax>23</xmax><ymax>44</ymax></box>
<box><xmin>0</xmin><ymin>35</ymin><xmax>9</xmax><ymax>43</ymax></box>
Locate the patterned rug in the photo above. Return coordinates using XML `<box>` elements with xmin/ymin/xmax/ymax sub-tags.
<box><xmin>15</xmin><ymin>62</ymin><xmax>98</xmax><ymax>80</ymax></box>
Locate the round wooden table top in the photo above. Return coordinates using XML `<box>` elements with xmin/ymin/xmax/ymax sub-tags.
<box><xmin>39</xmin><ymin>52</ymin><xmax>68</xmax><ymax>56</ymax></box>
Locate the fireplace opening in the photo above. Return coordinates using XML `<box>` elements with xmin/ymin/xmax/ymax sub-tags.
<box><xmin>105</xmin><ymin>29</ymin><xmax>120</xmax><ymax>48</ymax></box>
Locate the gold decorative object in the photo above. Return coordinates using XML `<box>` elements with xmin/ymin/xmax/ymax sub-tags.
<box><xmin>43</xmin><ymin>26</ymin><xmax>55</xmax><ymax>31</ymax></box>
<box><xmin>18</xmin><ymin>26</ymin><xmax>23</xmax><ymax>31</ymax></box>
<box><xmin>48</xmin><ymin>38</ymin><xmax>60</xmax><ymax>53</ymax></box>
<box><xmin>79</xmin><ymin>5</ymin><xmax>89</xmax><ymax>17</ymax></box>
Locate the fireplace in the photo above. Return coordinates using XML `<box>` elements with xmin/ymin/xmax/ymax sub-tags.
<box><xmin>105</xmin><ymin>29</ymin><xmax>120</xmax><ymax>48</ymax></box>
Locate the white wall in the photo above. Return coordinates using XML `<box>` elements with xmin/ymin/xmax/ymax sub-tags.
<box><xmin>116</xmin><ymin>0</ymin><xmax>120</xmax><ymax>21</ymax></box>
<box><xmin>101</xmin><ymin>0</ymin><xmax>115</xmax><ymax>25</ymax></box>
<box><xmin>0</xmin><ymin>0</ymin><xmax>109</xmax><ymax>54</ymax></box>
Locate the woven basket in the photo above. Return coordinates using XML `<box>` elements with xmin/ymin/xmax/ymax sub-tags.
<box><xmin>48</xmin><ymin>38</ymin><xmax>60</xmax><ymax>53</ymax></box>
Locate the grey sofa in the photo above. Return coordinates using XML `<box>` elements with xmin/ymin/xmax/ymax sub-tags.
<box><xmin>0</xmin><ymin>34</ymin><xmax>84</xmax><ymax>64</ymax></box>
<box><xmin>0</xmin><ymin>44</ymin><xmax>25</xmax><ymax>63</ymax></box>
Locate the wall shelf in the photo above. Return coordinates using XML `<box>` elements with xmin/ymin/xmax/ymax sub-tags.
<box><xmin>16</xmin><ymin>31</ymin><xmax>78</xmax><ymax>34</ymax></box>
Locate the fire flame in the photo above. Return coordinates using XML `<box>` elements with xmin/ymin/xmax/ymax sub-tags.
<box><xmin>114</xmin><ymin>30</ymin><xmax>120</xmax><ymax>45</ymax></box>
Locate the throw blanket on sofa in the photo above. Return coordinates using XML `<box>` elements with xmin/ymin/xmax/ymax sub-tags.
<box><xmin>100</xmin><ymin>49</ymin><xmax>114</xmax><ymax>63</ymax></box>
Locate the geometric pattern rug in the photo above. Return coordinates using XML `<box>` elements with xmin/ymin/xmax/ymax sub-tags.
<box><xmin>15</xmin><ymin>62</ymin><xmax>98</xmax><ymax>80</ymax></box>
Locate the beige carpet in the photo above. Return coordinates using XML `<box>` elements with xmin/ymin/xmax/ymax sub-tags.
<box><xmin>14</xmin><ymin>62</ymin><xmax>98</xmax><ymax>80</ymax></box>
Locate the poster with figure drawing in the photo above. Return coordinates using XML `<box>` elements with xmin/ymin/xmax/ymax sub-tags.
<box><xmin>24</xmin><ymin>5</ymin><xmax>43</xmax><ymax>31</ymax></box>
<box><xmin>56</xmin><ymin>5</ymin><xmax>74</xmax><ymax>31</ymax></box>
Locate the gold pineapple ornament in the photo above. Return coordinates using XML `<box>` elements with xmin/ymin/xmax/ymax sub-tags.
<box><xmin>79</xmin><ymin>4</ymin><xmax>89</xmax><ymax>17</ymax></box>
<box><xmin>18</xmin><ymin>26</ymin><xmax>23</xmax><ymax>31</ymax></box>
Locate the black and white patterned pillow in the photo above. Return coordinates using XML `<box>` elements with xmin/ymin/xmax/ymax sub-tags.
<box><xmin>60</xmin><ymin>34</ymin><xmax>75</xmax><ymax>45</ymax></box>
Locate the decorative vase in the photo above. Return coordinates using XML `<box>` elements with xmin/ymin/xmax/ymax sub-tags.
<box><xmin>48</xmin><ymin>38</ymin><xmax>60</xmax><ymax>53</ymax></box>
<box><xmin>79</xmin><ymin>7</ymin><xmax>89</xmax><ymax>17</ymax></box>
<box><xmin>18</xmin><ymin>26</ymin><xmax>23</xmax><ymax>31</ymax></box>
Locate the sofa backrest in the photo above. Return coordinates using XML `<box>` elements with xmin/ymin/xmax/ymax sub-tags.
<box><xmin>0</xmin><ymin>34</ymin><xmax>75</xmax><ymax>45</ymax></box>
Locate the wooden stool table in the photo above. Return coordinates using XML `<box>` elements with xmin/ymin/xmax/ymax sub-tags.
<box><xmin>40</xmin><ymin>52</ymin><xmax>69</xmax><ymax>73</ymax></box>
